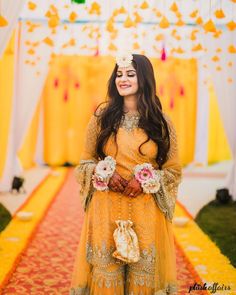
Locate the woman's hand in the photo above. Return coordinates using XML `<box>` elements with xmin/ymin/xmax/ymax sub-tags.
<box><xmin>123</xmin><ymin>177</ymin><xmax>143</xmax><ymax>198</ymax></box>
<box><xmin>108</xmin><ymin>171</ymin><xmax>128</xmax><ymax>193</ymax></box>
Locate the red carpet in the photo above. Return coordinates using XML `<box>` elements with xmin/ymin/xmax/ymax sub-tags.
<box><xmin>1</xmin><ymin>169</ymin><xmax>207</xmax><ymax>294</ymax></box>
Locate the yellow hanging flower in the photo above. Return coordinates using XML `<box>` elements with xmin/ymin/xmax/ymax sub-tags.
<box><xmin>192</xmin><ymin>43</ymin><xmax>203</xmax><ymax>51</ymax></box>
<box><xmin>134</xmin><ymin>12</ymin><xmax>142</xmax><ymax>23</ymax></box>
<box><xmin>140</xmin><ymin>1</ymin><xmax>149</xmax><ymax>9</ymax></box>
<box><xmin>159</xmin><ymin>16</ymin><xmax>169</xmax><ymax>28</ymax></box>
<box><xmin>27</xmin><ymin>48</ymin><xmax>35</xmax><ymax>55</ymax></box>
<box><xmin>112</xmin><ymin>9</ymin><xmax>119</xmax><ymax>17</ymax></box>
<box><xmin>212</xmin><ymin>55</ymin><xmax>220</xmax><ymax>62</ymax></box>
<box><xmin>170</xmin><ymin>2</ymin><xmax>178</xmax><ymax>12</ymax></box>
<box><xmin>176</xmin><ymin>18</ymin><xmax>185</xmax><ymax>26</ymax></box>
<box><xmin>106</xmin><ymin>18</ymin><xmax>115</xmax><ymax>33</ymax></box>
<box><xmin>89</xmin><ymin>2</ymin><xmax>101</xmax><ymax>15</ymax></box>
<box><xmin>45</xmin><ymin>10</ymin><xmax>52</xmax><ymax>18</ymax></box>
<box><xmin>213</xmin><ymin>29</ymin><xmax>222</xmax><ymax>38</ymax></box>
<box><xmin>226</xmin><ymin>20</ymin><xmax>236</xmax><ymax>31</ymax></box>
<box><xmin>190</xmin><ymin>32</ymin><xmax>197</xmax><ymax>40</ymax></box>
<box><xmin>119</xmin><ymin>6</ymin><xmax>127</xmax><ymax>14</ymax></box>
<box><xmin>69</xmin><ymin>38</ymin><xmax>76</xmax><ymax>46</ymax></box>
<box><xmin>69</xmin><ymin>12</ymin><xmax>78</xmax><ymax>22</ymax></box>
<box><xmin>189</xmin><ymin>9</ymin><xmax>198</xmax><ymax>18</ymax></box>
<box><xmin>0</xmin><ymin>15</ymin><xmax>8</xmax><ymax>27</ymax></box>
<box><xmin>171</xmin><ymin>29</ymin><xmax>177</xmax><ymax>35</ymax></box>
<box><xmin>228</xmin><ymin>45</ymin><xmax>236</xmax><ymax>53</ymax></box>
<box><xmin>108</xmin><ymin>43</ymin><xmax>117</xmax><ymax>51</ymax></box>
<box><xmin>195</xmin><ymin>16</ymin><xmax>203</xmax><ymax>25</ymax></box>
<box><xmin>176</xmin><ymin>47</ymin><xmax>185</xmax><ymax>54</ymax></box>
<box><xmin>155</xmin><ymin>10</ymin><xmax>162</xmax><ymax>17</ymax></box>
<box><xmin>175</xmin><ymin>11</ymin><xmax>182</xmax><ymax>18</ymax></box>
<box><xmin>50</xmin><ymin>5</ymin><xmax>57</xmax><ymax>14</ymax></box>
<box><xmin>28</xmin><ymin>1</ymin><xmax>37</xmax><ymax>10</ymax></box>
<box><xmin>155</xmin><ymin>34</ymin><xmax>164</xmax><ymax>41</ymax></box>
<box><xmin>124</xmin><ymin>16</ymin><xmax>135</xmax><ymax>28</ymax></box>
<box><xmin>203</xmin><ymin>19</ymin><xmax>216</xmax><ymax>32</ymax></box>
<box><xmin>214</xmin><ymin>9</ymin><xmax>225</xmax><ymax>19</ymax></box>
<box><xmin>43</xmin><ymin>37</ymin><xmax>54</xmax><ymax>47</ymax></box>
<box><xmin>216</xmin><ymin>48</ymin><xmax>222</xmax><ymax>53</ymax></box>
<box><xmin>48</xmin><ymin>14</ymin><xmax>60</xmax><ymax>28</ymax></box>
<box><xmin>133</xmin><ymin>42</ymin><xmax>140</xmax><ymax>49</ymax></box>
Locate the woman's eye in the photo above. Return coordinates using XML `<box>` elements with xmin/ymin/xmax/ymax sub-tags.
<box><xmin>116</xmin><ymin>74</ymin><xmax>135</xmax><ymax>78</ymax></box>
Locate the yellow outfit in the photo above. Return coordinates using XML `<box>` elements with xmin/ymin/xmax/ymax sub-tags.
<box><xmin>70</xmin><ymin>113</ymin><xmax>182</xmax><ymax>295</ymax></box>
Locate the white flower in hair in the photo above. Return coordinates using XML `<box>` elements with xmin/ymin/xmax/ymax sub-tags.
<box><xmin>116</xmin><ymin>51</ymin><xmax>133</xmax><ymax>67</ymax></box>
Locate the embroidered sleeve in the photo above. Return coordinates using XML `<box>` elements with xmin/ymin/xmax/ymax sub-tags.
<box><xmin>152</xmin><ymin>116</ymin><xmax>182</xmax><ymax>222</ymax></box>
<box><xmin>74</xmin><ymin>114</ymin><xmax>99</xmax><ymax>211</ymax></box>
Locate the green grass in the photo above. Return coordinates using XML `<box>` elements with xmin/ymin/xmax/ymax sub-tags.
<box><xmin>0</xmin><ymin>203</ymin><xmax>12</xmax><ymax>232</ymax></box>
<box><xmin>195</xmin><ymin>200</ymin><xmax>236</xmax><ymax>267</ymax></box>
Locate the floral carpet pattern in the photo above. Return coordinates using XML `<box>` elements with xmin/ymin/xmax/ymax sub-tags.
<box><xmin>1</xmin><ymin>170</ymin><xmax>207</xmax><ymax>294</ymax></box>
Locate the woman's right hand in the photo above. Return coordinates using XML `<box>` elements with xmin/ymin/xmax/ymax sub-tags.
<box><xmin>108</xmin><ymin>171</ymin><xmax>128</xmax><ymax>193</ymax></box>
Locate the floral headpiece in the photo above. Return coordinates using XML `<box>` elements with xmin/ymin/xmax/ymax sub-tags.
<box><xmin>115</xmin><ymin>51</ymin><xmax>133</xmax><ymax>67</ymax></box>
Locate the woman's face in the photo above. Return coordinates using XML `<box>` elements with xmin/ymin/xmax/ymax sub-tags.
<box><xmin>115</xmin><ymin>65</ymin><xmax>138</xmax><ymax>98</ymax></box>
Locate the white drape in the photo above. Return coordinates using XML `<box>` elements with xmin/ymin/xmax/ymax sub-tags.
<box><xmin>0</xmin><ymin>21</ymin><xmax>51</xmax><ymax>191</ymax></box>
<box><xmin>194</xmin><ymin>57</ymin><xmax>210</xmax><ymax>165</ymax></box>
<box><xmin>203</xmin><ymin>30</ymin><xmax>236</xmax><ymax>199</ymax></box>
<box><xmin>0</xmin><ymin>0</ymin><xmax>26</xmax><ymax>58</ymax></box>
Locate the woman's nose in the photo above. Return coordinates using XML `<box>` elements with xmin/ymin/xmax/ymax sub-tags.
<box><xmin>120</xmin><ymin>74</ymin><xmax>128</xmax><ymax>81</ymax></box>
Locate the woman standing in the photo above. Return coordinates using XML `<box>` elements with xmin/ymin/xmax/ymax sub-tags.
<box><xmin>70</xmin><ymin>53</ymin><xmax>182</xmax><ymax>295</ymax></box>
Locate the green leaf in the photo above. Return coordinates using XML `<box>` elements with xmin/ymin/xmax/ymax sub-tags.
<box><xmin>71</xmin><ymin>0</ymin><xmax>86</xmax><ymax>4</ymax></box>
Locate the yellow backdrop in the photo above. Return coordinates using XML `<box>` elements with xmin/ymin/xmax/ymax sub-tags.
<box><xmin>0</xmin><ymin>33</ymin><xmax>15</xmax><ymax>178</ymax></box>
<box><xmin>17</xmin><ymin>55</ymin><xmax>231</xmax><ymax>169</ymax></box>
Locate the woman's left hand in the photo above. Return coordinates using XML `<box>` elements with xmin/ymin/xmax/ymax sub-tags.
<box><xmin>123</xmin><ymin>177</ymin><xmax>143</xmax><ymax>198</ymax></box>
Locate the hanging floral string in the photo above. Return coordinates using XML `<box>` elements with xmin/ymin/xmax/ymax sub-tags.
<box><xmin>0</xmin><ymin>0</ymin><xmax>8</xmax><ymax>27</ymax></box>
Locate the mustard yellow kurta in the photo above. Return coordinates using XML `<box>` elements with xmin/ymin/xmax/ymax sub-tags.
<box><xmin>70</xmin><ymin>113</ymin><xmax>182</xmax><ymax>295</ymax></box>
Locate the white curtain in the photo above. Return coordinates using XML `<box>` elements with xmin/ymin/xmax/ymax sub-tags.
<box><xmin>194</xmin><ymin>57</ymin><xmax>210</xmax><ymax>165</ymax></box>
<box><xmin>0</xmin><ymin>0</ymin><xmax>27</xmax><ymax>57</ymax></box>
<box><xmin>0</xmin><ymin>21</ymin><xmax>51</xmax><ymax>191</ymax></box>
<box><xmin>203</xmin><ymin>30</ymin><xmax>236</xmax><ymax>199</ymax></box>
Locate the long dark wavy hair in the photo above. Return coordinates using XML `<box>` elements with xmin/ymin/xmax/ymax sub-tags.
<box><xmin>95</xmin><ymin>54</ymin><xmax>170</xmax><ymax>169</ymax></box>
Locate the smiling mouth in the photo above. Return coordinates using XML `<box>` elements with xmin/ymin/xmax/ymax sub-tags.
<box><xmin>119</xmin><ymin>85</ymin><xmax>131</xmax><ymax>89</ymax></box>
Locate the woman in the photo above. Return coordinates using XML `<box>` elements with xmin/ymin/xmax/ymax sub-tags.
<box><xmin>70</xmin><ymin>53</ymin><xmax>182</xmax><ymax>295</ymax></box>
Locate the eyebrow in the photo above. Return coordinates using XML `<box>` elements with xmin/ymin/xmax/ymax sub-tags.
<box><xmin>116</xmin><ymin>69</ymin><xmax>136</xmax><ymax>73</ymax></box>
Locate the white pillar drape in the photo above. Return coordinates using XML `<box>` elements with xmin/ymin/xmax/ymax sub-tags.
<box><xmin>0</xmin><ymin>0</ymin><xmax>27</xmax><ymax>57</ymax></box>
<box><xmin>0</xmin><ymin>21</ymin><xmax>51</xmax><ymax>191</ymax></box>
<box><xmin>194</xmin><ymin>57</ymin><xmax>210</xmax><ymax>165</ymax></box>
<box><xmin>203</xmin><ymin>30</ymin><xmax>236</xmax><ymax>199</ymax></box>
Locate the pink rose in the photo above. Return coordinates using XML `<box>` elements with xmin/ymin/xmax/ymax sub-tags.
<box><xmin>135</xmin><ymin>167</ymin><xmax>153</xmax><ymax>182</ymax></box>
<box><xmin>92</xmin><ymin>175</ymin><xmax>108</xmax><ymax>191</ymax></box>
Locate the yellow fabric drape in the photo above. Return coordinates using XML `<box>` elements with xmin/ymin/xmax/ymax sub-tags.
<box><xmin>0</xmin><ymin>33</ymin><xmax>15</xmax><ymax>178</ymax></box>
<box><xmin>152</xmin><ymin>57</ymin><xmax>197</xmax><ymax>166</ymax></box>
<box><xmin>18</xmin><ymin>100</ymin><xmax>41</xmax><ymax>169</ymax></box>
<box><xmin>42</xmin><ymin>55</ymin><xmax>114</xmax><ymax>166</ymax></box>
<box><xmin>42</xmin><ymin>56</ymin><xmax>197</xmax><ymax>166</ymax></box>
<box><xmin>207</xmin><ymin>81</ymin><xmax>232</xmax><ymax>163</ymax></box>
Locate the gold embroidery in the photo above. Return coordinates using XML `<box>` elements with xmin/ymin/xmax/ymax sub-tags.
<box><xmin>70</xmin><ymin>286</ymin><xmax>89</xmax><ymax>295</ymax></box>
<box><xmin>92</xmin><ymin>266</ymin><xmax>125</xmax><ymax>288</ymax></box>
<box><xmin>74</xmin><ymin>160</ymin><xmax>97</xmax><ymax>211</ymax></box>
<box><xmin>120</xmin><ymin>113</ymin><xmax>140</xmax><ymax>132</ymax></box>
<box><xmin>86</xmin><ymin>242</ymin><xmax>124</xmax><ymax>267</ymax></box>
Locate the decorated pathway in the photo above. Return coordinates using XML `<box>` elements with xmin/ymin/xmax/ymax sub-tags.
<box><xmin>1</xmin><ymin>169</ymin><xmax>235</xmax><ymax>294</ymax></box>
